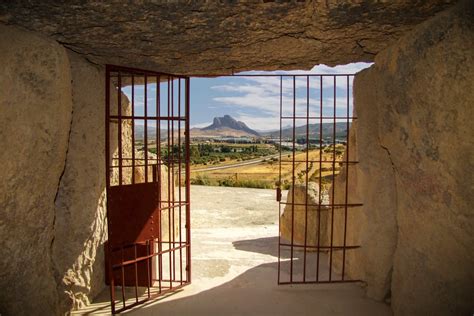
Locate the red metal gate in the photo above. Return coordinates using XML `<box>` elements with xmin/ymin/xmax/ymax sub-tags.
<box><xmin>276</xmin><ymin>74</ymin><xmax>362</xmax><ymax>284</ymax></box>
<box><xmin>105</xmin><ymin>65</ymin><xmax>191</xmax><ymax>313</ymax></box>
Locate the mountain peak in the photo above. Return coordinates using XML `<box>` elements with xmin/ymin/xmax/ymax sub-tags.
<box><xmin>201</xmin><ymin>115</ymin><xmax>260</xmax><ymax>136</ymax></box>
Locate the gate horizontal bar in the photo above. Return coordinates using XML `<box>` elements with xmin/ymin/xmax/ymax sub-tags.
<box><xmin>112</xmin><ymin>244</ymin><xmax>189</xmax><ymax>269</ymax></box>
<box><xmin>109</xmin><ymin>115</ymin><xmax>186</xmax><ymax>121</ymax></box>
<box><xmin>107</xmin><ymin>64</ymin><xmax>188</xmax><ymax>78</ymax></box>
<box><xmin>278</xmin><ymin>280</ymin><xmax>362</xmax><ymax>285</ymax></box>
<box><xmin>278</xmin><ymin>160</ymin><xmax>359</xmax><ymax>164</ymax></box>
<box><xmin>185</xmin><ymin>73</ymin><xmax>356</xmax><ymax>78</ymax></box>
<box><xmin>279</xmin><ymin>243</ymin><xmax>360</xmax><ymax>250</ymax></box>
<box><xmin>280</xmin><ymin>116</ymin><xmax>358</xmax><ymax>120</ymax></box>
<box><xmin>110</xmin><ymin>238</ymin><xmax>189</xmax><ymax>252</ymax></box>
<box><xmin>279</xmin><ymin>202</ymin><xmax>363</xmax><ymax>208</ymax></box>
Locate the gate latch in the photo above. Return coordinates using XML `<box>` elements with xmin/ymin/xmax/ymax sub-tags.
<box><xmin>276</xmin><ymin>187</ymin><xmax>281</xmax><ymax>202</ymax></box>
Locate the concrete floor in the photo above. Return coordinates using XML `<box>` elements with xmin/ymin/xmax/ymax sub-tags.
<box><xmin>75</xmin><ymin>185</ymin><xmax>391</xmax><ymax>315</ymax></box>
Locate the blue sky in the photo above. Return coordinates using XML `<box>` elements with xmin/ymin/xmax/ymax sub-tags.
<box><xmin>122</xmin><ymin>62</ymin><xmax>372</xmax><ymax>132</ymax></box>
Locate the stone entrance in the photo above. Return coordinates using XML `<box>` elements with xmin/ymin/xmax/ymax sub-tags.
<box><xmin>0</xmin><ymin>1</ymin><xmax>472</xmax><ymax>315</ymax></box>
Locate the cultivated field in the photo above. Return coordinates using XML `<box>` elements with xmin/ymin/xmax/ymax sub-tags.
<box><xmin>190</xmin><ymin>145</ymin><xmax>346</xmax><ymax>189</ymax></box>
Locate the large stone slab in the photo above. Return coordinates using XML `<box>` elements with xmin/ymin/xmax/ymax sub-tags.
<box><xmin>0</xmin><ymin>25</ymin><xmax>73</xmax><ymax>315</ymax></box>
<box><xmin>280</xmin><ymin>183</ymin><xmax>329</xmax><ymax>249</ymax></box>
<box><xmin>348</xmin><ymin>1</ymin><xmax>474</xmax><ymax>314</ymax></box>
<box><xmin>0</xmin><ymin>1</ymin><xmax>455</xmax><ymax>74</ymax></box>
<box><xmin>52</xmin><ymin>52</ymin><xmax>108</xmax><ymax>312</ymax></box>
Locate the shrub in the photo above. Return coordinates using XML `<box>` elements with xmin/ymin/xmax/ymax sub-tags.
<box><xmin>191</xmin><ymin>174</ymin><xmax>211</xmax><ymax>185</ymax></box>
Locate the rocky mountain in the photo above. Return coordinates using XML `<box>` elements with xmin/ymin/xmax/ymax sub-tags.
<box><xmin>198</xmin><ymin>115</ymin><xmax>260</xmax><ymax>137</ymax></box>
<box><xmin>262</xmin><ymin>122</ymin><xmax>349</xmax><ymax>140</ymax></box>
<box><xmin>135</xmin><ymin>115</ymin><xmax>261</xmax><ymax>139</ymax></box>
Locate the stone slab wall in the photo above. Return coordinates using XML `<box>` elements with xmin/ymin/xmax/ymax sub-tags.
<box><xmin>52</xmin><ymin>52</ymin><xmax>108</xmax><ymax>313</ymax></box>
<box><xmin>337</xmin><ymin>1</ymin><xmax>474</xmax><ymax>314</ymax></box>
<box><xmin>0</xmin><ymin>25</ymin><xmax>73</xmax><ymax>315</ymax></box>
<box><xmin>0</xmin><ymin>25</ymin><xmax>179</xmax><ymax>314</ymax></box>
<box><xmin>0</xmin><ymin>25</ymin><xmax>123</xmax><ymax>315</ymax></box>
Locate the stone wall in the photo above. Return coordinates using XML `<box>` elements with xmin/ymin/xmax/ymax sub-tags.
<box><xmin>335</xmin><ymin>1</ymin><xmax>474</xmax><ymax>314</ymax></box>
<box><xmin>0</xmin><ymin>24</ymin><xmax>180</xmax><ymax>315</ymax></box>
<box><xmin>0</xmin><ymin>25</ymin><xmax>72</xmax><ymax>315</ymax></box>
<box><xmin>52</xmin><ymin>52</ymin><xmax>108</xmax><ymax>313</ymax></box>
<box><xmin>280</xmin><ymin>183</ymin><xmax>329</xmax><ymax>248</ymax></box>
<box><xmin>0</xmin><ymin>26</ymin><xmax>118</xmax><ymax>315</ymax></box>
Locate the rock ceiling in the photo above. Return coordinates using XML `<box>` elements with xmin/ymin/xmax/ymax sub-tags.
<box><xmin>0</xmin><ymin>1</ymin><xmax>455</xmax><ymax>74</ymax></box>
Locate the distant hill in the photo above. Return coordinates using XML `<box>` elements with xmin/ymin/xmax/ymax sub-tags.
<box><xmin>134</xmin><ymin>115</ymin><xmax>260</xmax><ymax>139</ymax></box>
<box><xmin>194</xmin><ymin>115</ymin><xmax>260</xmax><ymax>137</ymax></box>
<box><xmin>262</xmin><ymin>122</ymin><xmax>349</xmax><ymax>140</ymax></box>
<box><xmin>134</xmin><ymin>117</ymin><xmax>349</xmax><ymax>141</ymax></box>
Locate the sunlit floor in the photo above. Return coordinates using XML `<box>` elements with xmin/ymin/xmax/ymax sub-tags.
<box><xmin>74</xmin><ymin>186</ymin><xmax>390</xmax><ymax>316</ymax></box>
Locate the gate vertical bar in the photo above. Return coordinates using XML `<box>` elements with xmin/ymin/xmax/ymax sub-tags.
<box><xmin>167</xmin><ymin>76</ymin><xmax>172</xmax><ymax>290</ymax></box>
<box><xmin>134</xmin><ymin>244</ymin><xmax>138</xmax><ymax>302</ymax></box>
<box><xmin>117</xmin><ymin>72</ymin><xmax>122</xmax><ymax>186</ymax></box>
<box><xmin>342</xmin><ymin>75</ymin><xmax>350</xmax><ymax>279</ymax></box>
<box><xmin>290</xmin><ymin>76</ymin><xmax>296</xmax><ymax>283</ymax></box>
<box><xmin>144</xmin><ymin>75</ymin><xmax>148</xmax><ymax>184</ymax></box>
<box><xmin>105</xmin><ymin>65</ymin><xmax>116</xmax><ymax>313</ymax></box>
<box><xmin>329</xmin><ymin>76</ymin><xmax>336</xmax><ymax>281</ymax></box>
<box><xmin>178</xmin><ymin>78</ymin><xmax>183</xmax><ymax>285</ymax></box>
<box><xmin>131</xmin><ymin>75</ymin><xmax>136</xmax><ymax>185</ymax></box>
<box><xmin>316</xmin><ymin>75</ymin><xmax>323</xmax><ymax>282</ymax></box>
<box><xmin>171</xmin><ymin>78</ymin><xmax>176</xmax><ymax>284</ymax></box>
<box><xmin>277</xmin><ymin>75</ymin><xmax>282</xmax><ymax>284</ymax></box>
<box><xmin>303</xmin><ymin>75</ymin><xmax>309</xmax><ymax>282</ymax></box>
<box><xmin>157</xmin><ymin>75</ymin><xmax>163</xmax><ymax>293</ymax></box>
<box><xmin>120</xmin><ymin>248</ymin><xmax>126</xmax><ymax>308</ymax></box>
<box><xmin>185</xmin><ymin>77</ymin><xmax>191</xmax><ymax>283</ymax></box>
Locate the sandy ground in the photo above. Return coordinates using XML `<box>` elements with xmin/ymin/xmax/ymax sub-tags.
<box><xmin>75</xmin><ymin>185</ymin><xmax>391</xmax><ymax>315</ymax></box>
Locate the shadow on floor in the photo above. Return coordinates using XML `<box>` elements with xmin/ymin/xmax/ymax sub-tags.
<box><xmin>127</xmin><ymin>261</ymin><xmax>391</xmax><ymax>316</ymax></box>
<box><xmin>79</xmin><ymin>236</ymin><xmax>389</xmax><ymax>315</ymax></box>
<box><xmin>232</xmin><ymin>236</ymin><xmax>279</xmax><ymax>257</ymax></box>
<box><xmin>232</xmin><ymin>236</ymin><xmax>317</xmax><ymax>261</ymax></box>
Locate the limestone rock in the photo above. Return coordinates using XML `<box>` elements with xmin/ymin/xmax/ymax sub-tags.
<box><xmin>351</xmin><ymin>1</ymin><xmax>474</xmax><ymax>314</ymax></box>
<box><xmin>51</xmin><ymin>64</ymin><xmax>180</xmax><ymax>313</ymax></box>
<box><xmin>280</xmin><ymin>183</ymin><xmax>329</xmax><ymax>249</ymax></box>
<box><xmin>52</xmin><ymin>52</ymin><xmax>108</xmax><ymax>313</ymax></box>
<box><xmin>0</xmin><ymin>25</ymin><xmax>72</xmax><ymax>315</ymax></box>
<box><xmin>0</xmin><ymin>1</ymin><xmax>455</xmax><ymax>74</ymax></box>
<box><xmin>329</xmin><ymin>81</ymin><xmax>399</xmax><ymax>296</ymax></box>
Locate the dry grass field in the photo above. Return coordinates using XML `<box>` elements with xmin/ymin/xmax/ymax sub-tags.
<box><xmin>190</xmin><ymin>145</ymin><xmax>346</xmax><ymax>189</ymax></box>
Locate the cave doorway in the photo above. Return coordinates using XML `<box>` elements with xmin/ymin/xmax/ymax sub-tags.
<box><xmin>104</xmin><ymin>65</ymin><xmax>191</xmax><ymax>314</ymax></box>
<box><xmin>184</xmin><ymin>71</ymin><xmax>363</xmax><ymax>285</ymax></box>
<box><xmin>103</xmin><ymin>65</ymin><xmax>363</xmax><ymax>313</ymax></box>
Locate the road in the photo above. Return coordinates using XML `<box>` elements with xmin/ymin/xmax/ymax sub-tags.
<box><xmin>191</xmin><ymin>153</ymin><xmax>281</xmax><ymax>172</ymax></box>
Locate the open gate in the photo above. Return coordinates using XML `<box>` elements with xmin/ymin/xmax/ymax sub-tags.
<box><xmin>276</xmin><ymin>74</ymin><xmax>362</xmax><ymax>284</ymax></box>
<box><xmin>105</xmin><ymin>65</ymin><xmax>191</xmax><ymax>314</ymax></box>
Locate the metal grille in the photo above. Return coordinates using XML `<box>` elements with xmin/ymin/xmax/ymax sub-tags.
<box><xmin>105</xmin><ymin>65</ymin><xmax>191</xmax><ymax>314</ymax></box>
<box><xmin>276</xmin><ymin>74</ymin><xmax>362</xmax><ymax>284</ymax></box>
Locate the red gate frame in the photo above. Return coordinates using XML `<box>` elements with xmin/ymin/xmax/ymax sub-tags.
<box><xmin>105</xmin><ymin>65</ymin><xmax>191</xmax><ymax>314</ymax></box>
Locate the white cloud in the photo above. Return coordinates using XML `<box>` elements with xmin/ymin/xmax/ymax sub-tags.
<box><xmin>191</xmin><ymin>121</ymin><xmax>212</xmax><ymax>128</ymax></box>
<box><xmin>234</xmin><ymin>113</ymin><xmax>281</xmax><ymax>131</ymax></box>
<box><xmin>209</xmin><ymin>63</ymin><xmax>368</xmax><ymax>131</ymax></box>
<box><xmin>238</xmin><ymin>62</ymin><xmax>372</xmax><ymax>76</ymax></box>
